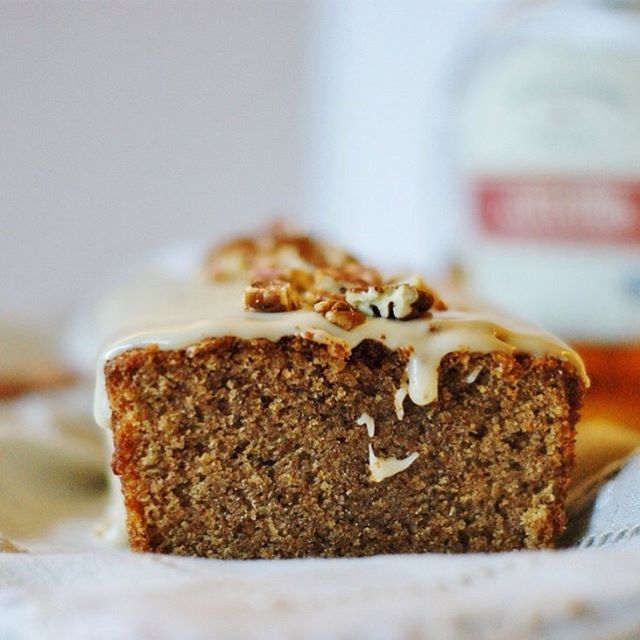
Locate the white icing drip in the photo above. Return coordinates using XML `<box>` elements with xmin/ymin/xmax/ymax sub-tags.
<box><xmin>465</xmin><ymin>365</ymin><xmax>483</xmax><ymax>385</ymax></box>
<box><xmin>357</xmin><ymin>412</ymin><xmax>375</xmax><ymax>438</ymax></box>
<box><xmin>394</xmin><ymin>384</ymin><xmax>408</xmax><ymax>420</ymax></box>
<box><xmin>93</xmin><ymin>273</ymin><xmax>588</xmax><ymax>430</ymax></box>
<box><xmin>407</xmin><ymin>357</ymin><xmax>436</xmax><ymax>406</ymax></box>
<box><xmin>368</xmin><ymin>444</ymin><xmax>419</xmax><ymax>482</ymax></box>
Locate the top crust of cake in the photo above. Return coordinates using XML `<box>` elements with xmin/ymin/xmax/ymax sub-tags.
<box><xmin>94</xmin><ymin>226</ymin><xmax>587</xmax><ymax>430</ymax></box>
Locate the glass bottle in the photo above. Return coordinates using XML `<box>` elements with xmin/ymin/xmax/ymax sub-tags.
<box><xmin>457</xmin><ymin>0</ymin><xmax>640</xmax><ymax>432</ymax></box>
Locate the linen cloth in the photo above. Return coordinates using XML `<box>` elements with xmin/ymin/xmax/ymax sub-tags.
<box><xmin>1</xmin><ymin>386</ymin><xmax>639</xmax><ymax>640</ymax></box>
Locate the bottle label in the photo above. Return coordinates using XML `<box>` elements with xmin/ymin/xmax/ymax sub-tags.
<box><xmin>475</xmin><ymin>177</ymin><xmax>640</xmax><ymax>244</ymax></box>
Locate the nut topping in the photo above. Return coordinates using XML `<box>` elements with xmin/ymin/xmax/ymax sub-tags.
<box><xmin>244</xmin><ymin>280</ymin><xmax>300</xmax><ymax>312</ymax></box>
<box><xmin>205</xmin><ymin>224</ymin><xmax>359</xmax><ymax>283</ymax></box>
<box><xmin>206</xmin><ymin>226</ymin><xmax>447</xmax><ymax>321</ymax></box>
<box><xmin>206</xmin><ymin>238</ymin><xmax>257</xmax><ymax>281</ymax></box>
<box><xmin>397</xmin><ymin>275</ymin><xmax>448</xmax><ymax>311</ymax></box>
<box><xmin>313</xmin><ymin>264</ymin><xmax>382</xmax><ymax>297</ymax></box>
<box><xmin>313</xmin><ymin>298</ymin><xmax>366</xmax><ymax>331</ymax></box>
<box><xmin>345</xmin><ymin>284</ymin><xmax>434</xmax><ymax>320</ymax></box>
<box><xmin>251</xmin><ymin>267</ymin><xmax>315</xmax><ymax>294</ymax></box>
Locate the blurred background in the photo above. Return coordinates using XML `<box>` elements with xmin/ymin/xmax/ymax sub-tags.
<box><xmin>1</xmin><ymin>1</ymin><xmax>639</xmax><ymax>441</ymax></box>
<box><xmin>1</xmin><ymin>0</ymin><xmax>509</xmax><ymax>321</ymax></box>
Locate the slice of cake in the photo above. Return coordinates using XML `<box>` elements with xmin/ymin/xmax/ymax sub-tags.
<box><xmin>95</xmin><ymin>227</ymin><xmax>587</xmax><ymax>558</ymax></box>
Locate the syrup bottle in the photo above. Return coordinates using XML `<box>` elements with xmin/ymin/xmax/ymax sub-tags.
<box><xmin>457</xmin><ymin>0</ymin><xmax>640</xmax><ymax>435</ymax></box>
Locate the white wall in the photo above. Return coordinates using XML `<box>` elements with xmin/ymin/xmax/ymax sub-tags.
<box><xmin>304</xmin><ymin>0</ymin><xmax>509</xmax><ymax>275</ymax></box>
<box><xmin>1</xmin><ymin>1</ymin><xmax>507</xmax><ymax>321</ymax></box>
<box><xmin>1</xmin><ymin>1</ymin><xmax>307</xmax><ymax>320</ymax></box>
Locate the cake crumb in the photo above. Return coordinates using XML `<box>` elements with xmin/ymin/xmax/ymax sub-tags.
<box><xmin>106</xmin><ymin>337</ymin><xmax>583</xmax><ymax>557</ymax></box>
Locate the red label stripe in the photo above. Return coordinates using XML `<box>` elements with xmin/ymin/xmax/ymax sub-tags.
<box><xmin>475</xmin><ymin>177</ymin><xmax>640</xmax><ymax>243</ymax></box>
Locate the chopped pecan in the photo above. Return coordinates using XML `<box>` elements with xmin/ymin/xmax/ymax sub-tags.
<box><xmin>345</xmin><ymin>284</ymin><xmax>434</xmax><ymax>320</ymax></box>
<box><xmin>205</xmin><ymin>224</ymin><xmax>362</xmax><ymax>282</ymax></box>
<box><xmin>251</xmin><ymin>267</ymin><xmax>314</xmax><ymax>294</ymax></box>
<box><xmin>314</xmin><ymin>264</ymin><xmax>382</xmax><ymax>297</ymax></box>
<box><xmin>314</xmin><ymin>298</ymin><xmax>366</xmax><ymax>331</ymax></box>
<box><xmin>398</xmin><ymin>275</ymin><xmax>448</xmax><ymax>311</ymax></box>
<box><xmin>208</xmin><ymin>227</ymin><xmax>448</xmax><ymax>322</ymax></box>
<box><xmin>205</xmin><ymin>238</ymin><xmax>257</xmax><ymax>281</ymax></box>
<box><xmin>244</xmin><ymin>280</ymin><xmax>300</xmax><ymax>312</ymax></box>
<box><xmin>270</xmin><ymin>223</ymin><xmax>357</xmax><ymax>270</ymax></box>
<box><xmin>431</xmin><ymin>296</ymin><xmax>447</xmax><ymax>311</ymax></box>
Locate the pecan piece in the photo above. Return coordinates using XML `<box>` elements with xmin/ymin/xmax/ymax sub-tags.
<box><xmin>345</xmin><ymin>284</ymin><xmax>433</xmax><ymax>320</ymax></box>
<box><xmin>314</xmin><ymin>298</ymin><xmax>366</xmax><ymax>331</ymax></box>
<box><xmin>270</xmin><ymin>223</ymin><xmax>357</xmax><ymax>269</ymax></box>
<box><xmin>205</xmin><ymin>238</ymin><xmax>256</xmax><ymax>281</ymax></box>
<box><xmin>244</xmin><ymin>280</ymin><xmax>300</xmax><ymax>312</ymax></box>
<box><xmin>314</xmin><ymin>264</ymin><xmax>382</xmax><ymax>296</ymax></box>
<box><xmin>398</xmin><ymin>275</ymin><xmax>448</xmax><ymax>311</ymax></box>
<box><xmin>251</xmin><ymin>267</ymin><xmax>314</xmax><ymax>294</ymax></box>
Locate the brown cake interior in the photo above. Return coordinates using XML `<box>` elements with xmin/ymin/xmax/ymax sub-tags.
<box><xmin>105</xmin><ymin>335</ymin><xmax>583</xmax><ymax>558</ymax></box>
